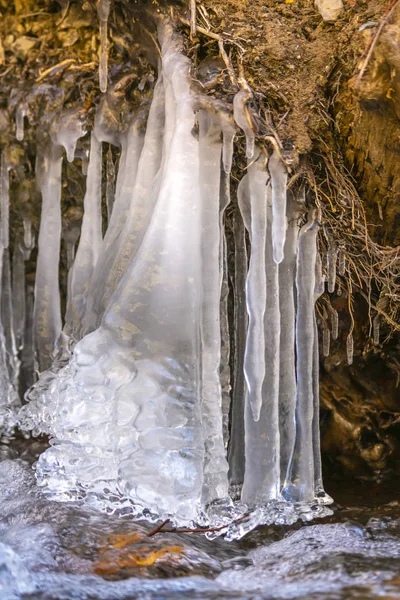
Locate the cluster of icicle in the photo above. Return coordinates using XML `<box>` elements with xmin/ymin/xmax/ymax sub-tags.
<box><xmin>16</xmin><ymin>18</ymin><xmax>333</xmax><ymax>537</ymax></box>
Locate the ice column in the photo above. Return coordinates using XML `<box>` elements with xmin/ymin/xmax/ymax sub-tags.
<box><xmin>81</xmin><ymin>108</ymin><xmax>146</xmax><ymax>335</ymax></box>
<box><xmin>97</xmin><ymin>0</ymin><xmax>111</xmax><ymax>93</ymax></box>
<box><xmin>20</xmin><ymin>285</ymin><xmax>35</xmax><ymax>393</ymax></box>
<box><xmin>0</xmin><ymin>153</ymin><xmax>9</xmax><ymax>250</ymax></box>
<box><xmin>33</xmin><ymin>146</ymin><xmax>63</xmax><ymax>372</ymax></box>
<box><xmin>83</xmin><ymin>77</ymin><xmax>164</xmax><ymax>333</ymax></box>
<box><xmin>242</xmin><ymin>183</ymin><xmax>280</xmax><ymax>505</ymax></box>
<box><xmin>227</xmin><ymin>193</ymin><xmax>248</xmax><ymax>491</ymax></box>
<box><xmin>283</xmin><ymin>211</ymin><xmax>320</xmax><ymax>503</ymax></box>
<box><xmin>219</xmin><ymin>171</ymin><xmax>232</xmax><ymax>448</ymax></box>
<box><xmin>12</xmin><ymin>240</ymin><xmax>26</xmax><ymax>351</ymax></box>
<box><xmin>278</xmin><ymin>192</ymin><xmax>300</xmax><ymax>481</ymax></box>
<box><xmin>1</xmin><ymin>249</ymin><xmax>20</xmax><ymax>388</ymax></box>
<box><xmin>64</xmin><ymin>133</ymin><xmax>102</xmax><ymax>339</ymax></box>
<box><xmin>0</xmin><ymin>153</ymin><xmax>18</xmax><ymax>425</ymax></box>
<box><xmin>198</xmin><ymin>110</ymin><xmax>229</xmax><ymax>503</ymax></box>
<box><xmin>238</xmin><ymin>152</ymin><xmax>268</xmax><ymax>422</ymax></box>
<box><xmin>106</xmin><ymin>146</ymin><xmax>115</xmax><ymax>222</ymax></box>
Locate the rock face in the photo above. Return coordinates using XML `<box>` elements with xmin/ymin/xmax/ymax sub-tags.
<box><xmin>0</xmin><ymin>0</ymin><xmax>398</xmax><ymax>482</ymax></box>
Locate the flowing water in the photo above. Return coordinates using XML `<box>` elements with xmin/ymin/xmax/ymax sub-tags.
<box><xmin>2</xmin><ymin>439</ymin><xmax>400</xmax><ymax>600</ymax></box>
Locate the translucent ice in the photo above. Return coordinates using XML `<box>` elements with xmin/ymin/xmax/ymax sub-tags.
<box><xmin>106</xmin><ymin>145</ymin><xmax>115</xmax><ymax>222</ymax></box>
<box><xmin>82</xmin><ymin>78</ymin><xmax>162</xmax><ymax>334</ymax></box>
<box><xmin>22</xmin><ymin>216</ymin><xmax>35</xmax><ymax>260</ymax></box>
<box><xmin>242</xmin><ymin>184</ymin><xmax>280</xmax><ymax>505</ymax></box>
<box><xmin>64</xmin><ymin>133</ymin><xmax>102</xmax><ymax>339</ymax></box>
<box><xmin>15</xmin><ymin>104</ymin><xmax>26</xmax><ymax>141</ymax></box>
<box><xmin>278</xmin><ymin>193</ymin><xmax>300</xmax><ymax>482</ymax></box>
<box><xmin>327</xmin><ymin>241</ymin><xmax>338</xmax><ymax>294</ymax></box>
<box><xmin>228</xmin><ymin>206</ymin><xmax>247</xmax><ymax>488</ymax></box>
<box><xmin>16</xmin><ymin>15</ymin><xmax>333</xmax><ymax>530</ymax></box>
<box><xmin>0</xmin><ymin>153</ymin><xmax>10</xmax><ymax>249</ymax></box>
<box><xmin>198</xmin><ymin>110</ymin><xmax>229</xmax><ymax>503</ymax></box>
<box><xmin>233</xmin><ymin>88</ymin><xmax>255</xmax><ymax>159</ymax></box>
<box><xmin>50</xmin><ymin>108</ymin><xmax>86</xmax><ymax>163</ymax></box>
<box><xmin>284</xmin><ymin>211</ymin><xmax>320</xmax><ymax>503</ymax></box>
<box><xmin>97</xmin><ymin>0</ymin><xmax>111</xmax><ymax>93</ymax></box>
<box><xmin>21</xmin><ymin>18</ymin><xmax>229</xmax><ymax>524</ymax></box>
<box><xmin>268</xmin><ymin>150</ymin><xmax>288</xmax><ymax>264</ymax></box>
<box><xmin>33</xmin><ymin>146</ymin><xmax>63</xmax><ymax>371</ymax></box>
<box><xmin>238</xmin><ymin>152</ymin><xmax>268</xmax><ymax>422</ymax></box>
<box><xmin>12</xmin><ymin>240</ymin><xmax>26</xmax><ymax>351</ymax></box>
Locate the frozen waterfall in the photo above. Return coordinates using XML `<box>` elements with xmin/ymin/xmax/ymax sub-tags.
<box><xmin>11</xmin><ymin>16</ymin><xmax>333</xmax><ymax>535</ymax></box>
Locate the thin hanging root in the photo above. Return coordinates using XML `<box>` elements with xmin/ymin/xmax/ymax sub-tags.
<box><xmin>347</xmin><ymin>277</ymin><xmax>355</xmax><ymax>365</ymax></box>
<box><xmin>218</xmin><ymin>40</ymin><xmax>238</xmax><ymax>87</ymax></box>
<box><xmin>308</xmin><ymin>138</ymin><xmax>400</xmax><ymax>338</ymax></box>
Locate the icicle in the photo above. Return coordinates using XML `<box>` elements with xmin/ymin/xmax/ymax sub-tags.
<box><xmin>373</xmin><ymin>314</ymin><xmax>380</xmax><ymax>346</ymax></box>
<box><xmin>330</xmin><ymin>307</ymin><xmax>339</xmax><ymax>340</ymax></box>
<box><xmin>242</xmin><ymin>183</ymin><xmax>280</xmax><ymax>505</ymax></box>
<box><xmin>106</xmin><ymin>145</ymin><xmax>115</xmax><ymax>222</ymax></box>
<box><xmin>20</xmin><ymin>284</ymin><xmax>35</xmax><ymax>393</ymax></box>
<box><xmin>312</xmin><ymin>316</ymin><xmax>331</xmax><ymax>504</ymax></box>
<box><xmin>228</xmin><ymin>205</ymin><xmax>247</xmax><ymax>488</ymax></box>
<box><xmin>64</xmin><ymin>132</ymin><xmax>102</xmax><ymax>339</ymax></box>
<box><xmin>315</xmin><ymin>251</ymin><xmax>325</xmax><ymax>296</ymax></box>
<box><xmin>50</xmin><ymin>109</ymin><xmax>86</xmax><ymax>163</ymax></box>
<box><xmin>0</xmin><ymin>248</ymin><xmax>19</xmax><ymax>423</ymax></box>
<box><xmin>279</xmin><ymin>192</ymin><xmax>300</xmax><ymax>482</ymax></box>
<box><xmin>347</xmin><ymin>332</ymin><xmax>354</xmax><ymax>365</ymax></box>
<box><xmin>268</xmin><ymin>149</ymin><xmax>288</xmax><ymax>265</ymax></box>
<box><xmin>233</xmin><ymin>88</ymin><xmax>255</xmax><ymax>159</ymax></box>
<box><xmin>322</xmin><ymin>323</ymin><xmax>330</xmax><ymax>357</ymax></box>
<box><xmin>198</xmin><ymin>110</ymin><xmax>229</xmax><ymax>503</ymax></box>
<box><xmin>1</xmin><ymin>248</ymin><xmax>20</xmax><ymax>387</ymax></box>
<box><xmin>219</xmin><ymin>171</ymin><xmax>231</xmax><ymax>448</ymax></box>
<box><xmin>284</xmin><ymin>210</ymin><xmax>319</xmax><ymax>503</ymax></box>
<box><xmin>81</xmin><ymin>149</ymin><xmax>89</xmax><ymax>175</ymax></box>
<box><xmin>0</xmin><ymin>153</ymin><xmax>10</xmax><ymax>249</ymax></box>
<box><xmin>33</xmin><ymin>145</ymin><xmax>63</xmax><ymax>371</ymax></box>
<box><xmin>64</xmin><ymin>227</ymin><xmax>80</xmax><ymax>270</ymax></box>
<box><xmin>220</xmin><ymin>114</ymin><xmax>236</xmax><ymax>174</ymax></box>
<box><xmin>338</xmin><ymin>248</ymin><xmax>346</xmax><ymax>276</ymax></box>
<box><xmin>16</xmin><ymin>104</ymin><xmax>26</xmax><ymax>141</ymax></box>
<box><xmin>12</xmin><ymin>240</ymin><xmax>26</xmax><ymax>351</ymax></box>
<box><xmin>81</xmin><ymin>84</ymin><xmax>159</xmax><ymax>335</ymax></box>
<box><xmin>238</xmin><ymin>151</ymin><xmax>268</xmax><ymax>422</ymax></box>
<box><xmin>327</xmin><ymin>241</ymin><xmax>338</xmax><ymax>293</ymax></box>
<box><xmin>97</xmin><ymin>0</ymin><xmax>111</xmax><ymax>93</ymax></box>
<box><xmin>22</xmin><ymin>216</ymin><xmax>35</xmax><ymax>259</ymax></box>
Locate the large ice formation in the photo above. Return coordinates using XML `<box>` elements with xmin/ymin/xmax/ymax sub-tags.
<box><xmin>14</xmin><ymin>16</ymin><xmax>332</xmax><ymax>534</ymax></box>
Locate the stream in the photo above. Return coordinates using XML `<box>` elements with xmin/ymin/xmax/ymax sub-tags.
<box><xmin>2</xmin><ymin>438</ymin><xmax>400</xmax><ymax>600</ymax></box>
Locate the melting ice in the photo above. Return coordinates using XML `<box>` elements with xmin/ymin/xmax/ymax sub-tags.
<box><xmin>3</xmin><ymin>16</ymin><xmax>335</xmax><ymax>535</ymax></box>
